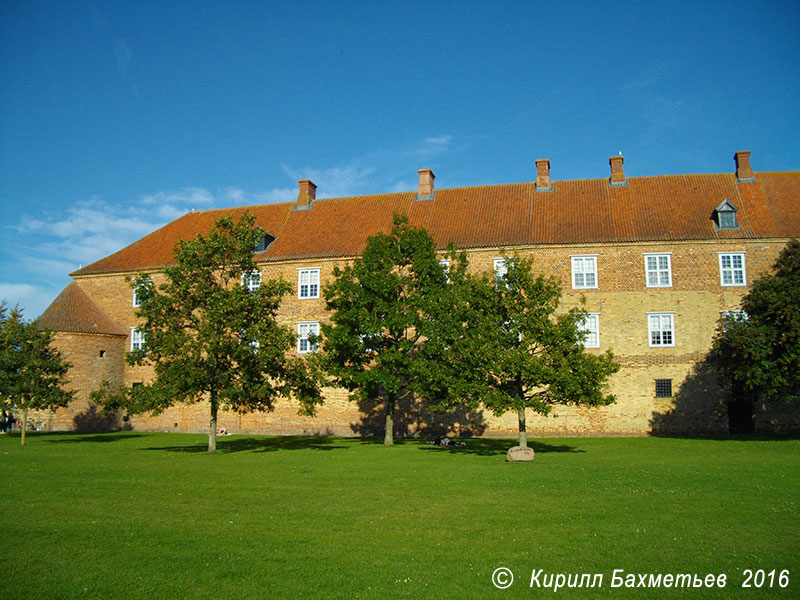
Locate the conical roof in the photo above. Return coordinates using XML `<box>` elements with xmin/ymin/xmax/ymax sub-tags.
<box><xmin>37</xmin><ymin>282</ymin><xmax>127</xmax><ymax>336</ymax></box>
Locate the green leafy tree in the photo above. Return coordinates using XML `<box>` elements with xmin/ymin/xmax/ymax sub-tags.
<box><xmin>0</xmin><ymin>303</ymin><xmax>73</xmax><ymax>445</ymax></box>
<box><xmin>713</xmin><ymin>239</ymin><xmax>800</xmax><ymax>405</ymax></box>
<box><xmin>320</xmin><ymin>215</ymin><xmax>461</xmax><ymax>445</ymax></box>
<box><xmin>123</xmin><ymin>213</ymin><xmax>322</xmax><ymax>453</ymax></box>
<box><xmin>451</xmin><ymin>255</ymin><xmax>620</xmax><ymax>448</ymax></box>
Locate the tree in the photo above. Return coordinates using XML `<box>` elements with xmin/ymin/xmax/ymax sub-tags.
<box><xmin>122</xmin><ymin>213</ymin><xmax>322</xmax><ymax>453</ymax></box>
<box><xmin>0</xmin><ymin>303</ymin><xmax>73</xmax><ymax>445</ymax></box>
<box><xmin>320</xmin><ymin>215</ymin><xmax>460</xmax><ymax>445</ymax></box>
<box><xmin>713</xmin><ymin>239</ymin><xmax>800</xmax><ymax>407</ymax></box>
<box><xmin>449</xmin><ymin>255</ymin><xmax>619</xmax><ymax>448</ymax></box>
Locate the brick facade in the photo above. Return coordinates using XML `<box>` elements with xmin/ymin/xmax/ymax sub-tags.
<box><xmin>31</xmin><ymin>331</ymin><xmax>126</xmax><ymax>431</ymax></box>
<box><xmin>36</xmin><ymin>237</ymin><xmax>792</xmax><ymax>436</ymax></box>
<box><xmin>37</xmin><ymin>156</ymin><xmax>800</xmax><ymax>436</ymax></box>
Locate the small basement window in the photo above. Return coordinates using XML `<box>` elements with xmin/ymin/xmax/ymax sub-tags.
<box><xmin>655</xmin><ymin>379</ymin><xmax>673</xmax><ymax>398</ymax></box>
<box><xmin>713</xmin><ymin>199</ymin><xmax>739</xmax><ymax>230</ymax></box>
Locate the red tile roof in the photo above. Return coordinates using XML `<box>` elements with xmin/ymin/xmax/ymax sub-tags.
<box><xmin>37</xmin><ymin>283</ymin><xmax>127</xmax><ymax>336</ymax></box>
<box><xmin>72</xmin><ymin>170</ymin><xmax>800</xmax><ymax>276</ymax></box>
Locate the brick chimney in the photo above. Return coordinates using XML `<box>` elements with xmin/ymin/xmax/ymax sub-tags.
<box><xmin>609</xmin><ymin>154</ymin><xmax>626</xmax><ymax>187</ymax></box>
<box><xmin>416</xmin><ymin>168</ymin><xmax>435</xmax><ymax>200</ymax></box>
<box><xmin>535</xmin><ymin>159</ymin><xmax>552</xmax><ymax>192</ymax></box>
<box><xmin>734</xmin><ymin>150</ymin><xmax>755</xmax><ymax>183</ymax></box>
<box><xmin>296</xmin><ymin>179</ymin><xmax>316</xmax><ymax>210</ymax></box>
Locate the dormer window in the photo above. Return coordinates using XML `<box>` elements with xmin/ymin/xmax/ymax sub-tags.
<box><xmin>713</xmin><ymin>200</ymin><xmax>739</xmax><ymax>231</ymax></box>
<box><xmin>253</xmin><ymin>233</ymin><xmax>275</xmax><ymax>253</ymax></box>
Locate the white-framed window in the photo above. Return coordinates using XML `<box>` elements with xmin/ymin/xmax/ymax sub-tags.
<box><xmin>241</xmin><ymin>271</ymin><xmax>261</xmax><ymax>292</ymax></box>
<box><xmin>238</xmin><ymin>327</ymin><xmax>260</xmax><ymax>351</ymax></box>
<box><xmin>578</xmin><ymin>313</ymin><xmax>600</xmax><ymax>348</ymax></box>
<box><xmin>493</xmin><ymin>258</ymin><xmax>507</xmax><ymax>281</ymax></box>
<box><xmin>298</xmin><ymin>268</ymin><xmax>320</xmax><ymax>299</ymax></box>
<box><xmin>644</xmin><ymin>253</ymin><xmax>672</xmax><ymax>287</ymax></box>
<box><xmin>721</xmin><ymin>309</ymin><xmax>748</xmax><ymax>321</ymax></box>
<box><xmin>130</xmin><ymin>327</ymin><xmax>146</xmax><ymax>351</ymax></box>
<box><xmin>439</xmin><ymin>259</ymin><xmax>450</xmax><ymax>282</ymax></box>
<box><xmin>647</xmin><ymin>313</ymin><xmax>675</xmax><ymax>347</ymax></box>
<box><xmin>297</xmin><ymin>322</ymin><xmax>320</xmax><ymax>354</ymax></box>
<box><xmin>721</xmin><ymin>310</ymin><xmax>748</xmax><ymax>330</ymax></box>
<box><xmin>132</xmin><ymin>275</ymin><xmax>151</xmax><ymax>307</ymax></box>
<box><xmin>571</xmin><ymin>255</ymin><xmax>598</xmax><ymax>289</ymax></box>
<box><xmin>499</xmin><ymin>318</ymin><xmax>522</xmax><ymax>343</ymax></box>
<box><xmin>719</xmin><ymin>253</ymin><xmax>746</xmax><ymax>286</ymax></box>
<box><xmin>359</xmin><ymin>332</ymin><xmax>381</xmax><ymax>354</ymax></box>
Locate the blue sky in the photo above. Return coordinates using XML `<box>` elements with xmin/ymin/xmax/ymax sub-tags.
<box><xmin>2</xmin><ymin>0</ymin><xmax>799</xmax><ymax>318</ymax></box>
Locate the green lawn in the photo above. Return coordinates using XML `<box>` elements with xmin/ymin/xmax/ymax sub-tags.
<box><xmin>1</xmin><ymin>432</ymin><xmax>798</xmax><ymax>599</ymax></box>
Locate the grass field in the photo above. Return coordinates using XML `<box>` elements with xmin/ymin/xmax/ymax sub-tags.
<box><xmin>1</xmin><ymin>432</ymin><xmax>798</xmax><ymax>599</ymax></box>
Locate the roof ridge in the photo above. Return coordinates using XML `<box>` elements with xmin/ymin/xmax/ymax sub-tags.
<box><xmin>69</xmin><ymin>211</ymin><xmax>198</xmax><ymax>277</ymax></box>
<box><xmin>108</xmin><ymin>170</ymin><xmax>800</xmax><ymax>223</ymax></box>
<box><xmin>68</xmin><ymin>170</ymin><xmax>800</xmax><ymax>277</ymax></box>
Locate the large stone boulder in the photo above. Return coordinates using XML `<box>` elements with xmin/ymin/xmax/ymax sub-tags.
<box><xmin>507</xmin><ymin>445</ymin><xmax>535</xmax><ymax>462</ymax></box>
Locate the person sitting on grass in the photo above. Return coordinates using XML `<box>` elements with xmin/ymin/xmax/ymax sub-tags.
<box><xmin>432</xmin><ymin>436</ymin><xmax>466</xmax><ymax>447</ymax></box>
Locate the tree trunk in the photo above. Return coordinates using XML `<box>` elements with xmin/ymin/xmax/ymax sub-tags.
<box><xmin>21</xmin><ymin>406</ymin><xmax>28</xmax><ymax>446</ymax></box>
<box><xmin>517</xmin><ymin>407</ymin><xmax>527</xmax><ymax>448</ymax></box>
<box><xmin>384</xmin><ymin>394</ymin><xmax>395</xmax><ymax>446</ymax></box>
<box><xmin>208</xmin><ymin>395</ymin><xmax>218</xmax><ymax>454</ymax></box>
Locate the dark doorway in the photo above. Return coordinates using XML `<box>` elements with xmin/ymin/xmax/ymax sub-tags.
<box><xmin>729</xmin><ymin>383</ymin><xmax>755</xmax><ymax>434</ymax></box>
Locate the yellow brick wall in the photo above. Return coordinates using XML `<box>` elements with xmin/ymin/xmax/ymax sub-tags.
<box><xmin>27</xmin><ymin>331</ymin><xmax>126</xmax><ymax>431</ymax></box>
<box><xmin>59</xmin><ymin>238</ymin><xmax>795</xmax><ymax>436</ymax></box>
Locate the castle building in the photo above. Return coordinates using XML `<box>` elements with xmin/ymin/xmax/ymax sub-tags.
<box><xmin>37</xmin><ymin>151</ymin><xmax>800</xmax><ymax>436</ymax></box>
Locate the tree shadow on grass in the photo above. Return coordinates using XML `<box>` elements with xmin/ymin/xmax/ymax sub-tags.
<box><xmin>417</xmin><ymin>438</ymin><xmax>584</xmax><ymax>456</ymax></box>
<box><xmin>649</xmin><ymin>434</ymin><xmax>800</xmax><ymax>442</ymax></box>
<box><xmin>346</xmin><ymin>436</ymin><xmax>582</xmax><ymax>456</ymax></box>
<box><xmin>142</xmin><ymin>435</ymin><xmax>348</xmax><ymax>454</ymax></box>
<box><xmin>44</xmin><ymin>432</ymin><xmax>149</xmax><ymax>443</ymax></box>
